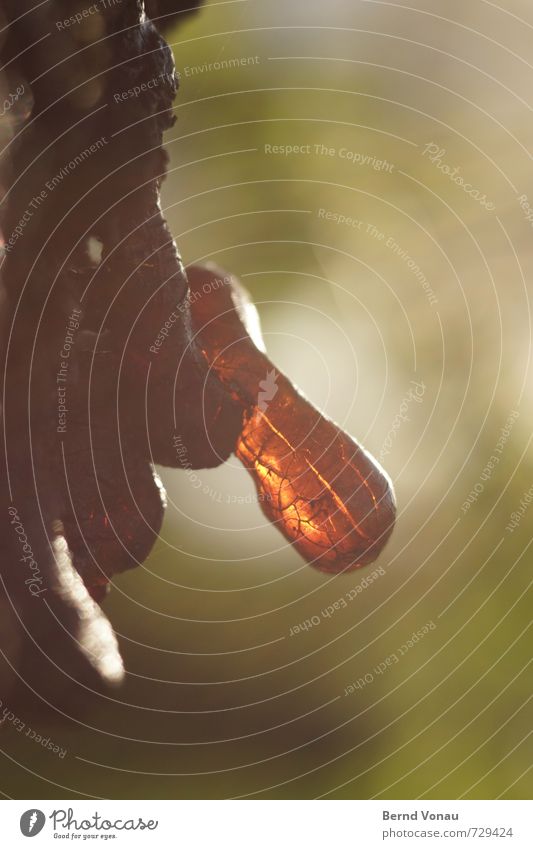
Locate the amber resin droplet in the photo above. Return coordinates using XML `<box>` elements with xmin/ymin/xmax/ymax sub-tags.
<box><xmin>186</xmin><ymin>264</ymin><xmax>396</xmax><ymax>572</ymax></box>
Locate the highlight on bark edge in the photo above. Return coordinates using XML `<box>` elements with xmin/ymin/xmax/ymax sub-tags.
<box><xmin>186</xmin><ymin>264</ymin><xmax>397</xmax><ymax>573</ymax></box>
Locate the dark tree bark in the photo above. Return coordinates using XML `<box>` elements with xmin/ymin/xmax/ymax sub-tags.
<box><xmin>0</xmin><ymin>0</ymin><xmax>243</xmax><ymax>714</ymax></box>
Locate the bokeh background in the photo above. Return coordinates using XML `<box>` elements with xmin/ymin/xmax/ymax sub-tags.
<box><xmin>2</xmin><ymin>0</ymin><xmax>532</xmax><ymax>799</ymax></box>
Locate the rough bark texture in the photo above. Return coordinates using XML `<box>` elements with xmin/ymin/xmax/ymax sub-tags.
<box><xmin>0</xmin><ymin>0</ymin><xmax>243</xmax><ymax>714</ymax></box>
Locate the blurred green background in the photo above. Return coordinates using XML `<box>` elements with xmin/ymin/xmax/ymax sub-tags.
<box><xmin>2</xmin><ymin>0</ymin><xmax>532</xmax><ymax>799</ymax></box>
